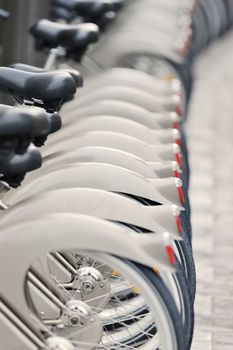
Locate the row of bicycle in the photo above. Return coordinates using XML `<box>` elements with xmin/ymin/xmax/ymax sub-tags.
<box><xmin>0</xmin><ymin>1</ymin><xmax>231</xmax><ymax>349</ymax></box>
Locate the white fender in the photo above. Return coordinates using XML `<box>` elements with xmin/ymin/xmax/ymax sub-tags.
<box><xmin>47</xmin><ymin>115</ymin><xmax>178</xmax><ymax>146</ymax></box>
<box><xmin>39</xmin><ymin>146</ymin><xmax>172</xmax><ymax>180</ymax></box>
<box><xmin>43</xmin><ymin>131</ymin><xmax>178</xmax><ymax>163</ymax></box>
<box><xmin>84</xmin><ymin>67</ymin><xmax>182</xmax><ymax>95</ymax></box>
<box><xmin>62</xmin><ymin>100</ymin><xmax>179</xmax><ymax>129</ymax></box>
<box><xmin>4</xmin><ymin>163</ymin><xmax>183</xmax><ymax>209</ymax></box>
<box><xmin>0</xmin><ymin>188</ymin><xmax>181</xmax><ymax>240</ymax></box>
<box><xmin>75</xmin><ymin>86</ymin><xmax>178</xmax><ymax>113</ymax></box>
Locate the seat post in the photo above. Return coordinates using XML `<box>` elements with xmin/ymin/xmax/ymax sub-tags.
<box><xmin>44</xmin><ymin>46</ymin><xmax>67</xmax><ymax>71</ymax></box>
<box><xmin>0</xmin><ymin>0</ymin><xmax>49</xmax><ymax>66</ymax></box>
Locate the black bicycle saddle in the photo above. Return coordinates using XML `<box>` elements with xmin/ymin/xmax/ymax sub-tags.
<box><xmin>0</xmin><ymin>105</ymin><xmax>53</xmax><ymax>156</ymax></box>
<box><xmin>52</xmin><ymin>0</ymin><xmax>117</xmax><ymax>18</ymax></box>
<box><xmin>0</xmin><ymin>67</ymin><xmax>77</xmax><ymax>108</ymax></box>
<box><xmin>0</xmin><ymin>148</ymin><xmax>42</xmax><ymax>188</ymax></box>
<box><xmin>31</xmin><ymin>19</ymin><xmax>99</xmax><ymax>50</ymax></box>
<box><xmin>0</xmin><ymin>105</ymin><xmax>50</xmax><ymax>138</ymax></box>
<box><xmin>10</xmin><ymin>63</ymin><xmax>83</xmax><ymax>88</ymax></box>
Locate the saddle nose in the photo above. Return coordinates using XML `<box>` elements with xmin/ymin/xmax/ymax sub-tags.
<box><xmin>0</xmin><ymin>105</ymin><xmax>50</xmax><ymax>138</ymax></box>
<box><xmin>30</xmin><ymin>19</ymin><xmax>99</xmax><ymax>51</ymax></box>
<box><xmin>0</xmin><ymin>147</ymin><xmax>42</xmax><ymax>188</ymax></box>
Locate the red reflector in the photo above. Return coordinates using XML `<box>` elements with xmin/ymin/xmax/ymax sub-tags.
<box><xmin>177</xmin><ymin>186</ymin><xmax>185</xmax><ymax>205</ymax></box>
<box><xmin>175</xmin><ymin>152</ymin><xmax>182</xmax><ymax>168</ymax></box>
<box><xmin>175</xmin><ymin>137</ymin><xmax>181</xmax><ymax>147</ymax></box>
<box><xmin>176</xmin><ymin>104</ymin><xmax>183</xmax><ymax>117</ymax></box>
<box><xmin>176</xmin><ymin>216</ymin><xmax>182</xmax><ymax>235</ymax></box>
<box><xmin>173</xmin><ymin>169</ymin><xmax>180</xmax><ymax>179</ymax></box>
<box><xmin>173</xmin><ymin>121</ymin><xmax>180</xmax><ymax>130</ymax></box>
<box><xmin>166</xmin><ymin>245</ymin><xmax>175</xmax><ymax>265</ymax></box>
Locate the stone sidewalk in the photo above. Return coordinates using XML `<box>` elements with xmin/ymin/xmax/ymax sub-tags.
<box><xmin>187</xmin><ymin>31</ymin><xmax>233</xmax><ymax>350</ymax></box>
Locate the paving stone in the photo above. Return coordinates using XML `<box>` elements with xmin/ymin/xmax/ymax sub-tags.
<box><xmin>188</xmin><ymin>30</ymin><xmax>233</xmax><ymax>350</ymax></box>
<box><xmin>213</xmin><ymin>331</ymin><xmax>233</xmax><ymax>349</ymax></box>
<box><xmin>192</xmin><ymin>334</ymin><xmax>212</xmax><ymax>350</ymax></box>
<box><xmin>190</xmin><ymin>212</ymin><xmax>214</xmax><ymax>228</ymax></box>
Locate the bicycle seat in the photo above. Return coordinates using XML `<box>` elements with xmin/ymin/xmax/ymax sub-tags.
<box><xmin>1</xmin><ymin>147</ymin><xmax>42</xmax><ymax>175</ymax></box>
<box><xmin>0</xmin><ymin>105</ymin><xmax>52</xmax><ymax>156</ymax></box>
<box><xmin>0</xmin><ymin>67</ymin><xmax>77</xmax><ymax>107</ymax></box>
<box><xmin>9</xmin><ymin>63</ymin><xmax>83</xmax><ymax>88</ymax></box>
<box><xmin>30</xmin><ymin>20</ymin><xmax>99</xmax><ymax>50</ymax></box>
<box><xmin>52</xmin><ymin>0</ymin><xmax>117</xmax><ymax>18</ymax></box>
<box><xmin>0</xmin><ymin>105</ymin><xmax>50</xmax><ymax>137</ymax></box>
<box><xmin>33</xmin><ymin>111</ymin><xmax>62</xmax><ymax>147</ymax></box>
<box><xmin>1</xmin><ymin>147</ymin><xmax>42</xmax><ymax>188</ymax></box>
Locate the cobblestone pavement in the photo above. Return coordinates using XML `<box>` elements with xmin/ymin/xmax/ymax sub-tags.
<box><xmin>187</xmin><ymin>31</ymin><xmax>233</xmax><ymax>350</ymax></box>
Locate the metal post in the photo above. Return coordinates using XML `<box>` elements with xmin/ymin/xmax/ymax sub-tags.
<box><xmin>1</xmin><ymin>0</ymin><xmax>49</xmax><ymax>66</ymax></box>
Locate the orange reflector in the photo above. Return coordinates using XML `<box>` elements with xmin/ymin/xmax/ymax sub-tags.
<box><xmin>152</xmin><ymin>267</ymin><xmax>160</xmax><ymax>276</ymax></box>
<box><xmin>112</xmin><ymin>271</ymin><xmax>119</xmax><ymax>277</ymax></box>
<box><xmin>131</xmin><ymin>287</ymin><xmax>140</xmax><ymax>295</ymax></box>
<box><xmin>164</xmin><ymin>74</ymin><xmax>175</xmax><ymax>81</ymax></box>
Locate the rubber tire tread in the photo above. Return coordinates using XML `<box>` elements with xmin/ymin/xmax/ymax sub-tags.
<box><xmin>130</xmin><ymin>260</ymin><xmax>187</xmax><ymax>350</ymax></box>
<box><xmin>174</xmin><ymin>258</ymin><xmax>195</xmax><ymax>350</ymax></box>
<box><xmin>175</xmin><ymin>233</ymin><xmax>196</xmax><ymax>305</ymax></box>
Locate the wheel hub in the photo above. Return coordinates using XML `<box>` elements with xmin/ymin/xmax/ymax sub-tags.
<box><xmin>56</xmin><ymin>300</ymin><xmax>102</xmax><ymax>349</ymax></box>
<box><xmin>69</xmin><ymin>267</ymin><xmax>111</xmax><ymax>309</ymax></box>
